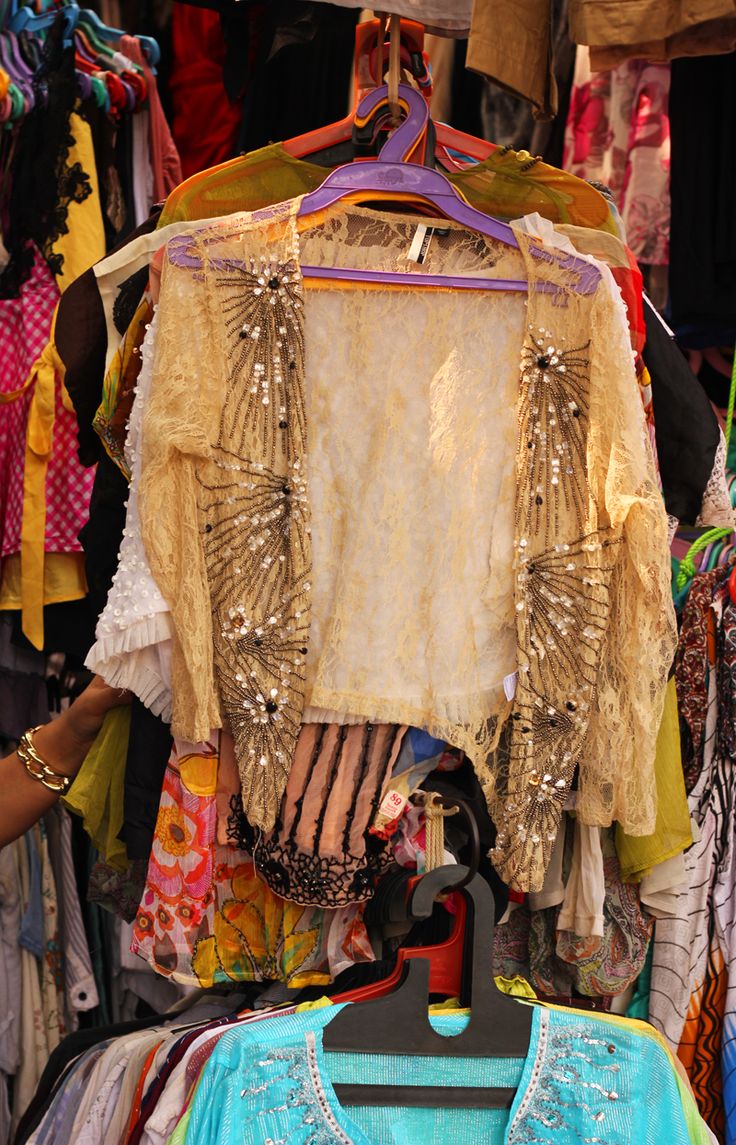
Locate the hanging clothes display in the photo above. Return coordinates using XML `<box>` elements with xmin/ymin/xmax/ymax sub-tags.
<box><xmin>46</xmin><ymin>10</ymin><xmax>702</xmax><ymax>1014</ymax></box>
<box><xmin>0</xmin><ymin>6</ymin><xmax>181</xmax><ymax>654</ymax></box>
<box><xmin>649</xmin><ymin>564</ymin><xmax>736</xmax><ymax>1144</ymax></box>
<box><xmin>10</xmin><ymin>872</ymin><xmax>716</xmax><ymax>1145</ymax></box>
<box><xmin>2</xmin><ymin>9</ymin><xmax>735</xmax><ymax>1145</ymax></box>
<box><xmin>0</xmin><ymin>809</ymin><xmax>100</xmax><ymax>1137</ymax></box>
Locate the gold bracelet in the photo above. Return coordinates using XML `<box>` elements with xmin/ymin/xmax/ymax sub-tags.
<box><xmin>17</xmin><ymin>726</ymin><xmax>73</xmax><ymax>795</ymax></box>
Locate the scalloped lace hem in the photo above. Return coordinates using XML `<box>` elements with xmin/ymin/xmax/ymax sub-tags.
<box><xmin>302</xmin><ymin>677</ymin><xmax>510</xmax><ymax>760</ymax></box>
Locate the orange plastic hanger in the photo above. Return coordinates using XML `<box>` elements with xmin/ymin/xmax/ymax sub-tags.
<box><xmin>282</xmin><ymin>17</ymin><xmax>495</xmax><ymax>168</ymax></box>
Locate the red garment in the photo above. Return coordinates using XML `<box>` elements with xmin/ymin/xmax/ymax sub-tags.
<box><xmin>611</xmin><ymin>255</ymin><xmax>646</xmax><ymax>357</ymax></box>
<box><xmin>169</xmin><ymin>6</ymin><xmax>242</xmax><ymax>180</ymax></box>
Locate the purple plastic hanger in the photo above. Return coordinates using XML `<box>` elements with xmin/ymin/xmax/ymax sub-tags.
<box><xmin>0</xmin><ymin>32</ymin><xmax>34</xmax><ymax>114</ymax></box>
<box><xmin>298</xmin><ymin>82</ymin><xmax>601</xmax><ymax>296</ymax></box>
<box><xmin>76</xmin><ymin>70</ymin><xmax>92</xmax><ymax>100</ymax></box>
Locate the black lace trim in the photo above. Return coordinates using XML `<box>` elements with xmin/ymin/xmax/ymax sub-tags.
<box><xmin>0</xmin><ymin>18</ymin><xmax>92</xmax><ymax>297</ymax></box>
<box><xmin>253</xmin><ymin>832</ymin><xmax>391</xmax><ymax>907</ymax></box>
<box><xmin>44</xmin><ymin>157</ymin><xmax>94</xmax><ymax>279</ymax></box>
<box><xmin>227</xmin><ymin>792</ymin><xmax>256</xmax><ymax>852</ymax></box>
<box><xmin>227</xmin><ymin>763</ymin><xmax>393</xmax><ymax>908</ymax></box>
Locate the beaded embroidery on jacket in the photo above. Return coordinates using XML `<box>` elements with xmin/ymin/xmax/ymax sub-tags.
<box><xmin>165</xmin><ymin>203</ymin><xmax>313</xmax><ymax>832</ymax></box>
<box><xmin>488</xmin><ymin>316</ymin><xmax>623</xmax><ymax>890</ymax></box>
<box><xmin>148</xmin><ymin>202</ymin><xmax>674</xmax><ymax>884</ymax></box>
<box><xmin>487</xmin><ymin>234</ymin><xmax>675</xmax><ymax>891</ymax></box>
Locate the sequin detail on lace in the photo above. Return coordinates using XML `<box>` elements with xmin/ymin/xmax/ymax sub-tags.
<box><xmin>240</xmin><ymin>1037</ymin><xmax>355</xmax><ymax>1145</ymax></box>
<box><xmin>518</xmin><ymin>334</ymin><xmax>591</xmax><ymax>545</ymax></box>
<box><xmin>509</xmin><ymin>1012</ymin><xmax>622</xmax><ymax>1143</ymax></box>
<box><xmin>491</xmin><ymin>324</ymin><xmax>622</xmax><ymax>891</ymax></box>
<box><xmin>197</xmin><ymin>250</ymin><xmax>312</xmax><ymax>831</ymax></box>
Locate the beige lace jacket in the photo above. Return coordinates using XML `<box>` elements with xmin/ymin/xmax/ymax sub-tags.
<box><xmin>138</xmin><ymin>199</ymin><xmax>676</xmax><ymax>891</ymax></box>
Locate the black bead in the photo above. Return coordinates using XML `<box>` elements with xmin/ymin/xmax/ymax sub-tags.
<box><xmin>282</xmin><ymin>486</ymin><xmax>291</xmax><ymax>495</ymax></box>
<box><xmin>607</xmin><ymin>1045</ymin><xmax>616</xmax><ymax>1054</ymax></box>
<box><xmin>536</xmin><ymin>495</ymin><xmax>543</xmax><ymax>505</ymax></box>
<box><xmin>528</xmin><ymin>564</ymin><xmax>536</xmax><ymax>573</ymax></box>
<box><xmin>279</xmin><ymin>420</ymin><xmax>288</xmax><ymax>429</ymax></box>
<box><xmin>268</xmin><ymin>276</ymin><xmax>279</xmax><ymax>289</ymax></box>
<box><xmin>265</xmin><ymin>700</ymin><xmax>278</xmax><ymax>713</ymax></box>
<box><xmin>289</xmin><ymin>360</ymin><xmax>297</xmax><ymax>370</ymax></box>
<box><xmin>537</xmin><ymin>354</ymin><xmax>550</xmax><ymax>369</ymax></box>
<box><xmin>239</xmin><ymin>329</ymin><xmax>247</xmax><ymax>339</ymax></box>
<box><xmin>548</xmin><ymin>718</ymin><xmax>557</xmax><ymax>727</ymax></box>
<box><xmin>566</xmin><ymin>701</ymin><xmax>576</xmax><ymax>711</ymax></box>
<box><xmin>527</xmin><ymin>441</ymin><xmax>534</xmax><ymax>449</ymax></box>
<box><xmin>204</xmin><ymin>523</ymin><xmax>213</xmax><ymax>533</ymax></box>
<box><xmin>521</xmin><ymin>726</ymin><xmax>531</xmax><ymax>734</ymax></box>
<box><xmin>572</xmin><ymin>408</ymin><xmax>580</xmax><ymax>418</ymax></box>
<box><xmin>254</xmin><ymin>639</ymin><xmax>262</xmax><ymax>647</ymax></box>
<box><xmin>300</xmin><ymin>647</ymin><xmax>308</xmax><ymax>654</ymax></box>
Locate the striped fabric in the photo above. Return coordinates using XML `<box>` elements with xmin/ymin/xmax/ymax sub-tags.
<box><xmin>651</xmin><ymin>568</ymin><xmax>736</xmax><ymax>1142</ymax></box>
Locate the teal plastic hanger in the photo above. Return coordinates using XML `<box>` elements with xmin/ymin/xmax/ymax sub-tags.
<box><xmin>9</xmin><ymin>2</ymin><xmax>78</xmax><ymax>49</ymax></box>
<box><xmin>77</xmin><ymin>7</ymin><xmax>159</xmax><ymax>69</ymax></box>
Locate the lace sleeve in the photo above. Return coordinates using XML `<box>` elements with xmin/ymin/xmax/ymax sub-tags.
<box><xmin>695</xmin><ymin>429</ymin><xmax>735</xmax><ymax>529</ymax></box>
<box><xmin>579</xmin><ymin>271</ymin><xmax>677</xmax><ymax>833</ymax></box>
<box><xmin>488</xmin><ymin>227</ymin><xmax>677</xmax><ymax>890</ymax></box>
<box><xmin>138</xmin><ymin>235</ymin><xmax>223</xmax><ymax>742</ymax></box>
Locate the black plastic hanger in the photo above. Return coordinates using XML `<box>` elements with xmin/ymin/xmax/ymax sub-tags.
<box><xmin>323</xmin><ymin>863</ymin><xmax>534</xmax><ymax>1109</ymax></box>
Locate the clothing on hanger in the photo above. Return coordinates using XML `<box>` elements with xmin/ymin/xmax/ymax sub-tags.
<box><xmin>651</xmin><ymin>563</ymin><xmax>736</xmax><ymax>1143</ymax></box>
<box><xmin>184</xmin><ymin>997</ymin><xmax>706</xmax><ymax>1144</ymax></box>
<box><xmin>563</xmin><ymin>47</ymin><xmax>671</xmax><ymax>269</ymax></box>
<box><xmin>100</xmin><ymin>196</ymin><xmax>673</xmax><ymax>894</ymax></box>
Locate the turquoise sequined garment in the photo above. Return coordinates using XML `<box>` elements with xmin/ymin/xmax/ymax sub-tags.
<box><xmin>183</xmin><ymin>1003</ymin><xmax>698</xmax><ymax>1144</ymax></box>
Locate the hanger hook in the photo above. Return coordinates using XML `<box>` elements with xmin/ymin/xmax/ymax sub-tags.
<box><xmin>433</xmin><ymin>793</ymin><xmax>481</xmax><ymax>888</ymax></box>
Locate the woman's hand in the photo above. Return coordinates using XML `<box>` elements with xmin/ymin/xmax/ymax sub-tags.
<box><xmin>64</xmin><ymin>677</ymin><xmax>133</xmax><ymax>748</ymax></box>
<box><xmin>0</xmin><ymin>676</ymin><xmax>133</xmax><ymax>849</ymax></box>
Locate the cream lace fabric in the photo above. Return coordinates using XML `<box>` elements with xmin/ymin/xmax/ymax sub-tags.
<box><xmin>139</xmin><ymin>200</ymin><xmax>676</xmax><ymax>888</ymax></box>
<box><xmin>85</xmin><ymin>312</ymin><xmax>174</xmax><ymax>717</ymax></box>
<box><xmin>695</xmin><ymin>428</ymin><xmax>735</xmax><ymax>529</ymax></box>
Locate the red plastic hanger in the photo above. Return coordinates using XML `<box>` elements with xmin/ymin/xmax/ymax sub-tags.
<box><xmin>331</xmin><ymin>793</ymin><xmax>482</xmax><ymax>1005</ymax></box>
<box><xmin>332</xmin><ymin>883</ymin><xmax>467</xmax><ymax>1005</ymax></box>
